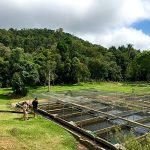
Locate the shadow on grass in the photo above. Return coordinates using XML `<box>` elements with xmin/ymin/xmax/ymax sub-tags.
<box><xmin>122</xmin><ymin>82</ymin><xmax>150</xmax><ymax>87</ymax></box>
<box><xmin>0</xmin><ymin>94</ymin><xmax>11</xmax><ymax>100</ymax></box>
<box><xmin>14</xmin><ymin>116</ymin><xmax>34</xmax><ymax>121</ymax></box>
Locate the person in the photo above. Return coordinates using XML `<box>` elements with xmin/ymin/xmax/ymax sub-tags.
<box><xmin>22</xmin><ymin>101</ymin><xmax>29</xmax><ymax>120</ymax></box>
<box><xmin>32</xmin><ymin>98</ymin><xmax>38</xmax><ymax>117</ymax></box>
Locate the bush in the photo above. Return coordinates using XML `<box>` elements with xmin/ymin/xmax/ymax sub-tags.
<box><xmin>11</xmin><ymin>73</ymin><xmax>28</xmax><ymax>96</ymax></box>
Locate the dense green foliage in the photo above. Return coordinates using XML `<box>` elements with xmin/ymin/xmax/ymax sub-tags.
<box><xmin>0</xmin><ymin>28</ymin><xmax>150</xmax><ymax>91</ymax></box>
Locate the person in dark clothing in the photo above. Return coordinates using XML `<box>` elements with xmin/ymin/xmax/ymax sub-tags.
<box><xmin>32</xmin><ymin>98</ymin><xmax>38</xmax><ymax>117</ymax></box>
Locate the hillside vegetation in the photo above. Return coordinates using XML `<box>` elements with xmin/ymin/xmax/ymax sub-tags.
<box><xmin>0</xmin><ymin>28</ymin><xmax>150</xmax><ymax>94</ymax></box>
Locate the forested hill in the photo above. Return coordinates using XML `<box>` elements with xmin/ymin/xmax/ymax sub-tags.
<box><xmin>0</xmin><ymin>28</ymin><xmax>150</xmax><ymax>88</ymax></box>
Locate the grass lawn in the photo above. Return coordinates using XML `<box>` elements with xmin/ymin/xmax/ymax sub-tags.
<box><xmin>0</xmin><ymin>112</ymin><xmax>77</xmax><ymax>150</ymax></box>
<box><xmin>0</xmin><ymin>82</ymin><xmax>150</xmax><ymax>150</ymax></box>
<box><xmin>0</xmin><ymin>91</ymin><xmax>77</xmax><ymax>150</ymax></box>
<box><xmin>30</xmin><ymin>82</ymin><xmax>150</xmax><ymax>95</ymax></box>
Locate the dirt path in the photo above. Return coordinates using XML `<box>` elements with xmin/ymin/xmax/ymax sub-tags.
<box><xmin>77</xmin><ymin>143</ymin><xmax>89</xmax><ymax>150</ymax></box>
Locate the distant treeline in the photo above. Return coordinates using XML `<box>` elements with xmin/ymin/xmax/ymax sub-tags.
<box><xmin>0</xmin><ymin>28</ymin><xmax>150</xmax><ymax>88</ymax></box>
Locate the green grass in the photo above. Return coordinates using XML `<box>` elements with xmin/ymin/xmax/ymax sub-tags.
<box><xmin>0</xmin><ymin>88</ymin><xmax>77</xmax><ymax>150</ymax></box>
<box><xmin>29</xmin><ymin>82</ymin><xmax>150</xmax><ymax>95</ymax></box>
<box><xmin>0</xmin><ymin>113</ymin><xmax>76</xmax><ymax>150</ymax></box>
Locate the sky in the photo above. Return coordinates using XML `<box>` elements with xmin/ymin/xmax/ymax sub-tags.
<box><xmin>0</xmin><ymin>0</ymin><xmax>150</xmax><ymax>50</ymax></box>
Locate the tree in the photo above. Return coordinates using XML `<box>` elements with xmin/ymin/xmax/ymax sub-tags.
<box><xmin>0</xmin><ymin>57</ymin><xmax>10</xmax><ymax>87</ymax></box>
<box><xmin>107</xmin><ymin>62</ymin><xmax>122</xmax><ymax>81</ymax></box>
<box><xmin>88</xmin><ymin>59</ymin><xmax>108</xmax><ymax>81</ymax></box>
<box><xmin>0</xmin><ymin>43</ymin><xmax>11</xmax><ymax>58</ymax></box>
<box><xmin>135</xmin><ymin>51</ymin><xmax>150</xmax><ymax>81</ymax></box>
<box><xmin>22</xmin><ymin>61</ymin><xmax>39</xmax><ymax>86</ymax></box>
<box><xmin>9</xmin><ymin>48</ymin><xmax>39</xmax><ymax>95</ymax></box>
<box><xmin>11</xmin><ymin>72</ymin><xmax>27</xmax><ymax>96</ymax></box>
<box><xmin>42</xmin><ymin>48</ymin><xmax>56</xmax><ymax>91</ymax></box>
<box><xmin>71</xmin><ymin>57</ymin><xmax>90</xmax><ymax>83</ymax></box>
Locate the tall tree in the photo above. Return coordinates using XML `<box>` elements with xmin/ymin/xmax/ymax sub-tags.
<box><xmin>42</xmin><ymin>48</ymin><xmax>56</xmax><ymax>91</ymax></box>
<box><xmin>135</xmin><ymin>51</ymin><xmax>150</xmax><ymax>81</ymax></box>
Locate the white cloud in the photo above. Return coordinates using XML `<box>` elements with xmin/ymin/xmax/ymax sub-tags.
<box><xmin>0</xmin><ymin>0</ymin><xmax>150</xmax><ymax>50</ymax></box>
<box><xmin>79</xmin><ymin>27</ymin><xmax>150</xmax><ymax>50</ymax></box>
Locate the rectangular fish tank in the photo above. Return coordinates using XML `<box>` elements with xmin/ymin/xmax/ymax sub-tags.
<box><xmin>82</xmin><ymin>120</ymin><xmax>114</xmax><ymax>132</ymax></box>
<box><xmin>63</xmin><ymin>112</ymin><xmax>97</xmax><ymax>122</ymax></box>
<box><xmin>49</xmin><ymin>107</ymin><xmax>81</xmax><ymax>116</ymax></box>
<box><xmin>98</xmin><ymin>127</ymin><xmax>144</xmax><ymax>145</ymax></box>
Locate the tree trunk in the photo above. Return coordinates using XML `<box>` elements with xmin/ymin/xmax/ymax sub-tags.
<box><xmin>48</xmin><ymin>70</ymin><xmax>50</xmax><ymax>92</ymax></box>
